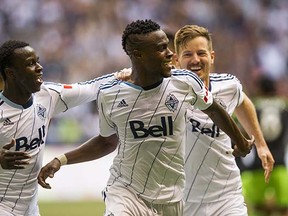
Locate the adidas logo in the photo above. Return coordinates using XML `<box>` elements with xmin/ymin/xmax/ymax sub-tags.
<box><xmin>3</xmin><ymin>118</ymin><xmax>14</xmax><ymax>126</ymax></box>
<box><xmin>117</xmin><ymin>99</ymin><xmax>128</xmax><ymax>108</ymax></box>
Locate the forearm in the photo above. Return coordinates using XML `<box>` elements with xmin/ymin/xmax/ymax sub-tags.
<box><xmin>235</xmin><ymin>97</ymin><xmax>267</xmax><ymax>148</ymax></box>
<box><xmin>234</xmin><ymin>95</ymin><xmax>274</xmax><ymax>182</ymax></box>
<box><xmin>203</xmin><ymin>101</ymin><xmax>249</xmax><ymax>152</ymax></box>
<box><xmin>64</xmin><ymin>135</ymin><xmax>118</xmax><ymax>165</ymax></box>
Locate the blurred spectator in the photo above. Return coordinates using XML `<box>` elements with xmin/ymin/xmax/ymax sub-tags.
<box><xmin>1</xmin><ymin>0</ymin><xmax>287</xmax><ymax>144</ymax></box>
<box><xmin>236</xmin><ymin>75</ymin><xmax>288</xmax><ymax>216</ymax></box>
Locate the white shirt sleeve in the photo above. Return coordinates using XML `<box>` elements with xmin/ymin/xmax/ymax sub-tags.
<box><xmin>185</xmin><ymin>71</ymin><xmax>213</xmax><ymax>110</ymax></box>
<box><xmin>45</xmin><ymin>74</ymin><xmax>116</xmax><ymax>115</ymax></box>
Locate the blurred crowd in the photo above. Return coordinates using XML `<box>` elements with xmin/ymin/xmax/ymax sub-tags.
<box><xmin>0</xmin><ymin>0</ymin><xmax>287</xmax><ymax>144</ymax></box>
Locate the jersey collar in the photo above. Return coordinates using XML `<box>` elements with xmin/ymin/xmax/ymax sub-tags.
<box><xmin>0</xmin><ymin>92</ymin><xmax>33</xmax><ymax>109</ymax></box>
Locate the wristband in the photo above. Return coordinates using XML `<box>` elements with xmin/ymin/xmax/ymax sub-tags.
<box><xmin>55</xmin><ymin>154</ymin><xmax>68</xmax><ymax>166</ymax></box>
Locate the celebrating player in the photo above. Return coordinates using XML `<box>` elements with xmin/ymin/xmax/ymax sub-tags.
<box><xmin>0</xmin><ymin>40</ymin><xmax>118</xmax><ymax>216</ymax></box>
<box><xmin>174</xmin><ymin>25</ymin><xmax>274</xmax><ymax>216</ymax></box>
<box><xmin>38</xmin><ymin>19</ymin><xmax>254</xmax><ymax>216</ymax></box>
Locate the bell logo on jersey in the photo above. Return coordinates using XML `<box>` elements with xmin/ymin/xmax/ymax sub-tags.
<box><xmin>129</xmin><ymin>116</ymin><xmax>173</xmax><ymax>138</ymax></box>
<box><xmin>15</xmin><ymin>125</ymin><xmax>46</xmax><ymax>151</ymax></box>
<box><xmin>189</xmin><ymin>118</ymin><xmax>220</xmax><ymax>138</ymax></box>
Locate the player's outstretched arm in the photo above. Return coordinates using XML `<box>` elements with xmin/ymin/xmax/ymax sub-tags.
<box><xmin>234</xmin><ymin>94</ymin><xmax>274</xmax><ymax>183</ymax></box>
<box><xmin>202</xmin><ymin>101</ymin><xmax>254</xmax><ymax>157</ymax></box>
<box><xmin>0</xmin><ymin>139</ymin><xmax>31</xmax><ymax>169</ymax></box>
<box><xmin>38</xmin><ymin>134</ymin><xmax>118</xmax><ymax>189</ymax></box>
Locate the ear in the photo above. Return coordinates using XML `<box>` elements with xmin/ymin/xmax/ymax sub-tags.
<box><xmin>173</xmin><ymin>55</ymin><xmax>180</xmax><ymax>69</ymax></box>
<box><xmin>4</xmin><ymin>67</ymin><xmax>15</xmax><ymax>79</ymax></box>
<box><xmin>132</xmin><ymin>49</ymin><xmax>142</xmax><ymax>59</ymax></box>
<box><xmin>210</xmin><ymin>51</ymin><xmax>215</xmax><ymax>65</ymax></box>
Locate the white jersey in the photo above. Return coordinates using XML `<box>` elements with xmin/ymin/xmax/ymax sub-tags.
<box><xmin>98</xmin><ymin>69</ymin><xmax>213</xmax><ymax>204</ymax></box>
<box><xmin>184</xmin><ymin>73</ymin><xmax>244</xmax><ymax>203</ymax></box>
<box><xmin>0</xmin><ymin>74</ymin><xmax>115</xmax><ymax>216</ymax></box>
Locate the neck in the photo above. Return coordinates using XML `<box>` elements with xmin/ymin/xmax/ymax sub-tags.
<box><xmin>130</xmin><ymin>67</ymin><xmax>163</xmax><ymax>88</ymax></box>
<box><xmin>2</xmin><ymin>86</ymin><xmax>32</xmax><ymax>106</ymax></box>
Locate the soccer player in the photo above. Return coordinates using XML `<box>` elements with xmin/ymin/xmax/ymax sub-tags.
<box><xmin>38</xmin><ymin>19</ymin><xmax>254</xmax><ymax>216</ymax></box>
<box><xmin>0</xmin><ymin>40</ymin><xmax>118</xmax><ymax>216</ymax></box>
<box><xmin>174</xmin><ymin>25</ymin><xmax>274</xmax><ymax>215</ymax></box>
<box><xmin>237</xmin><ymin>76</ymin><xmax>288</xmax><ymax>216</ymax></box>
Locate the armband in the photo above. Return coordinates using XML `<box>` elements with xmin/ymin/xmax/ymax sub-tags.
<box><xmin>55</xmin><ymin>154</ymin><xmax>68</xmax><ymax>166</ymax></box>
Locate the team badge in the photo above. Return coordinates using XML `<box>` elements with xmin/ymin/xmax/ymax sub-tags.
<box><xmin>165</xmin><ymin>93</ymin><xmax>179</xmax><ymax>112</ymax></box>
<box><xmin>37</xmin><ymin>104</ymin><xmax>47</xmax><ymax>120</ymax></box>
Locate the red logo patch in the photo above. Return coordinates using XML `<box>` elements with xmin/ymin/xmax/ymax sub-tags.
<box><xmin>204</xmin><ymin>87</ymin><xmax>209</xmax><ymax>102</ymax></box>
<box><xmin>64</xmin><ymin>85</ymin><xmax>72</xmax><ymax>89</ymax></box>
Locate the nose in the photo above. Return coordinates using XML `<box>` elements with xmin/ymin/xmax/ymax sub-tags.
<box><xmin>36</xmin><ymin>62</ymin><xmax>43</xmax><ymax>71</ymax></box>
<box><xmin>190</xmin><ymin>53</ymin><xmax>200</xmax><ymax>64</ymax></box>
<box><xmin>167</xmin><ymin>48</ymin><xmax>174</xmax><ymax>58</ymax></box>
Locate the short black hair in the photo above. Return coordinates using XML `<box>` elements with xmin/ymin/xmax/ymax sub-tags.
<box><xmin>0</xmin><ymin>40</ymin><xmax>29</xmax><ymax>80</ymax></box>
<box><xmin>122</xmin><ymin>19</ymin><xmax>160</xmax><ymax>55</ymax></box>
<box><xmin>258</xmin><ymin>75</ymin><xmax>276</xmax><ymax>94</ymax></box>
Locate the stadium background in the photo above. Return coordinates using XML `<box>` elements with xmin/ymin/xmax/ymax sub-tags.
<box><xmin>0</xmin><ymin>0</ymin><xmax>287</xmax><ymax>215</ymax></box>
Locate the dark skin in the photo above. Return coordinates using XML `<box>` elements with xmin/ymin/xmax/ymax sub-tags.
<box><xmin>38</xmin><ymin>134</ymin><xmax>118</xmax><ymax>189</ymax></box>
<box><xmin>0</xmin><ymin>46</ymin><xmax>43</xmax><ymax>169</ymax></box>
<box><xmin>128</xmin><ymin>30</ymin><xmax>174</xmax><ymax>87</ymax></box>
<box><xmin>38</xmin><ymin>29</ymin><xmax>253</xmax><ymax>189</ymax></box>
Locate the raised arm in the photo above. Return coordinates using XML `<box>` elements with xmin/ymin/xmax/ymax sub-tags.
<box><xmin>234</xmin><ymin>93</ymin><xmax>274</xmax><ymax>182</ymax></box>
<box><xmin>38</xmin><ymin>134</ymin><xmax>118</xmax><ymax>189</ymax></box>
<box><xmin>202</xmin><ymin>100</ymin><xmax>254</xmax><ymax>156</ymax></box>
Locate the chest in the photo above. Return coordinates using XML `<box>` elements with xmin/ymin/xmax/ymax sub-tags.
<box><xmin>0</xmin><ymin>99</ymin><xmax>51</xmax><ymax>152</ymax></box>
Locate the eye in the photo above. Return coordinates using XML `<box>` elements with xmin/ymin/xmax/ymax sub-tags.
<box><xmin>28</xmin><ymin>61</ymin><xmax>35</xmax><ymax>66</ymax></box>
<box><xmin>158</xmin><ymin>44</ymin><xmax>168</xmax><ymax>52</ymax></box>
<box><xmin>198</xmin><ymin>51</ymin><xmax>208</xmax><ymax>57</ymax></box>
<box><xmin>28</xmin><ymin>58</ymin><xmax>40</xmax><ymax>66</ymax></box>
<box><xmin>182</xmin><ymin>53</ymin><xmax>192</xmax><ymax>57</ymax></box>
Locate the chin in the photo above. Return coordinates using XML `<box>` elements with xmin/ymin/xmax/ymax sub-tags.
<box><xmin>33</xmin><ymin>86</ymin><xmax>42</xmax><ymax>93</ymax></box>
<box><xmin>162</xmin><ymin>70</ymin><xmax>171</xmax><ymax>78</ymax></box>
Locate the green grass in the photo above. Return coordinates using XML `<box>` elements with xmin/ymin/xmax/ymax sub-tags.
<box><xmin>39</xmin><ymin>200</ymin><xmax>105</xmax><ymax>216</ymax></box>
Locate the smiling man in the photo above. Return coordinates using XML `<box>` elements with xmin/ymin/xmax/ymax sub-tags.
<box><xmin>0</xmin><ymin>40</ymin><xmax>118</xmax><ymax>216</ymax></box>
<box><xmin>38</xmin><ymin>19</ymin><xmax>254</xmax><ymax>216</ymax></box>
<box><xmin>174</xmin><ymin>24</ymin><xmax>274</xmax><ymax>216</ymax></box>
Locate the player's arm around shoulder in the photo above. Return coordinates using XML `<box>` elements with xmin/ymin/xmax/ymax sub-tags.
<box><xmin>57</xmin><ymin>74</ymin><xmax>117</xmax><ymax>108</ymax></box>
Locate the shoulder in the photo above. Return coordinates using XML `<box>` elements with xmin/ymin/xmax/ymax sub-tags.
<box><xmin>171</xmin><ymin>69</ymin><xmax>204</xmax><ymax>88</ymax></box>
<box><xmin>172</xmin><ymin>68</ymin><xmax>200</xmax><ymax>79</ymax></box>
<box><xmin>209</xmin><ymin>72</ymin><xmax>240</xmax><ymax>83</ymax></box>
<box><xmin>99</xmin><ymin>78</ymin><xmax>122</xmax><ymax>91</ymax></box>
<box><xmin>210</xmin><ymin>73</ymin><xmax>243</xmax><ymax>97</ymax></box>
<box><xmin>41</xmin><ymin>82</ymin><xmax>63</xmax><ymax>93</ymax></box>
<box><xmin>77</xmin><ymin>73</ymin><xmax>115</xmax><ymax>86</ymax></box>
<box><xmin>210</xmin><ymin>73</ymin><xmax>242</xmax><ymax>88</ymax></box>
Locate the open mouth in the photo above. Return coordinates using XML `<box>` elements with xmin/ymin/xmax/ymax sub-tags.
<box><xmin>190</xmin><ymin>67</ymin><xmax>201</xmax><ymax>72</ymax></box>
<box><xmin>164</xmin><ymin>60</ymin><xmax>173</xmax><ymax>68</ymax></box>
<box><xmin>35</xmin><ymin>75</ymin><xmax>43</xmax><ymax>85</ymax></box>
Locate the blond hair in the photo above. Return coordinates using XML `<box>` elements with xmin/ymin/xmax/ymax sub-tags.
<box><xmin>174</xmin><ymin>25</ymin><xmax>213</xmax><ymax>55</ymax></box>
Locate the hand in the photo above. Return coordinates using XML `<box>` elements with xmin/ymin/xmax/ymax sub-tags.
<box><xmin>115</xmin><ymin>68</ymin><xmax>132</xmax><ymax>81</ymax></box>
<box><xmin>232</xmin><ymin>135</ymin><xmax>255</xmax><ymax>157</ymax></box>
<box><xmin>0</xmin><ymin>139</ymin><xmax>31</xmax><ymax>169</ymax></box>
<box><xmin>37</xmin><ymin>158</ymin><xmax>61</xmax><ymax>189</ymax></box>
<box><xmin>256</xmin><ymin>146</ymin><xmax>274</xmax><ymax>183</ymax></box>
